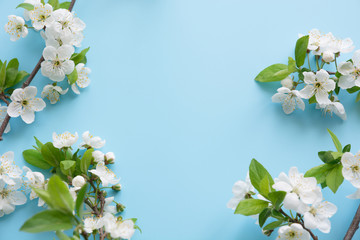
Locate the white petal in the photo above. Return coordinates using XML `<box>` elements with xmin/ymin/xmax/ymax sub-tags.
<box><xmin>299</xmin><ymin>85</ymin><xmax>315</xmax><ymax>99</ymax></box>
<box><xmin>338</xmin><ymin>62</ymin><xmax>355</xmax><ymax>76</ymax></box>
<box><xmin>21</xmin><ymin>107</ymin><xmax>35</xmax><ymax>124</ymax></box>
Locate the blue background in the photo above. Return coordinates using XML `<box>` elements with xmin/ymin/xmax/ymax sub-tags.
<box><xmin>1</xmin><ymin>0</ymin><xmax>360</xmax><ymax>239</ymax></box>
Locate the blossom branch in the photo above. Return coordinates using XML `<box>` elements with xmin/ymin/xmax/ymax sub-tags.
<box><xmin>0</xmin><ymin>0</ymin><xmax>77</xmax><ymax>141</ymax></box>
<box><xmin>344</xmin><ymin>203</ymin><xmax>360</xmax><ymax>240</ymax></box>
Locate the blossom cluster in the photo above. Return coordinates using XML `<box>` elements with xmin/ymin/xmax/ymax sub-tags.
<box><xmin>257</xmin><ymin>29</ymin><xmax>360</xmax><ymax>120</ymax></box>
<box><xmin>1</xmin><ymin>0</ymin><xmax>90</xmax><ymax>132</ymax></box>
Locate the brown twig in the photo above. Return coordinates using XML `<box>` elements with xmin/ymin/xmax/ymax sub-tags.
<box><xmin>0</xmin><ymin>0</ymin><xmax>77</xmax><ymax>141</ymax></box>
<box><xmin>344</xmin><ymin>203</ymin><xmax>360</xmax><ymax>240</ymax></box>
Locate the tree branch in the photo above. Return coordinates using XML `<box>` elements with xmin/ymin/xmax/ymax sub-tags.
<box><xmin>344</xmin><ymin>203</ymin><xmax>360</xmax><ymax>240</ymax></box>
<box><xmin>0</xmin><ymin>0</ymin><xmax>77</xmax><ymax>141</ymax></box>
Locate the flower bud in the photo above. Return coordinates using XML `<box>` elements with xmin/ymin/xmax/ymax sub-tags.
<box><xmin>102</xmin><ymin>190</ymin><xmax>107</xmax><ymax>197</ymax></box>
<box><xmin>72</xmin><ymin>176</ymin><xmax>86</xmax><ymax>189</ymax></box>
<box><xmin>280</xmin><ymin>76</ymin><xmax>293</xmax><ymax>89</ymax></box>
<box><xmin>117</xmin><ymin>203</ymin><xmax>126</xmax><ymax>212</ymax></box>
<box><xmin>262</xmin><ymin>229</ymin><xmax>273</xmax><ymax>236</ymax></box>
<box><xmin>112</xmin><ymin>183</ymin><xmax>122</xmax><ymax>191</ymax></box>
<box><xmin>322</xmin><ymin>51</ymin><xmax>335</xmax><ymax>63</ymax></box>
<box><xmin>92</xmin><ymin>150</ymin><xmax>105</xmax><ymax>163</ymax></box>
<box><xmin>105</xmin><ymin>152</ymin><xmax>115</xmax><ymax>164</ymax></box>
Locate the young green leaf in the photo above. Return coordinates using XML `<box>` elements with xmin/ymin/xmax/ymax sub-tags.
<box><xmin>7</xmin><ymin>70</ymin><xmax>29</xmax><ymax>89</ymax></box>
<box><xmin>308</xmin><ymin>95</ymin><xmax>317</xmax><ymax>104</ymax></box>
<box><xmin>71</xmin><ymin>47</ymin><xmax>90</xmax><ymax>65</ymax></box>
<box><xmin>48</xmin><ymin>0</ymin><xmax>60</xmax><ymax>9</ymax></box>
<box><xmin>41</xmin><ymin>142</ymin><xmax>62</xmax><ymax>167</ymax></box>
<box><xmin>23</xmin><ymin>149</ymin><xmax>52</xmax><ymax>169</ymax></box>
<box><xmin>343</xmin><ymin>144</ymin><xmax>351</xmax><ymax>153</ymax></box>
<box><xmin>47</xmin><ymin>175</ymin><xmax>75</xmax><ymax>213</ymax></box>
<box><xmin>255</xmin><ymin>64</ymin><xmax>289</xmax><ymax>82</ymax></box>
<box><xmin>0</xmin><ymin>60</ymin><xmax>7</xmax><ymax>90</ymax></box>
<box><xmin>263</xmin><ymin>220</ymin><xmax>284</xmax><ymax>231</ymax></box>
<box><xmin>32</xmin><ymin>188</ymin><xmax>56</xmax><ymax>208</ymax></box>
<box><xmin>80</xmin><ymin>148</ymin><xmax>94</xmax><ymax>173</ymax></box>
<box><xmin>59</xmin><ymin>2</ymin><xmax>71</xmax><ymax>9</ymax></box>
<box><xmin>67</xmin><ymin>68</ymin><xmax>78</xmax><ymax>85</ymax></box>
<box><xmin>295</xmin><ymin>35</ymin><xmax>309</xmax><ymax>67</ymax></box>
<box><xmin>249</xmin><ymin>159</ymin><xmax>274</xmax><ymax>198</ymax></box>
<box><xmin>288</xmin><ymin>57</ymin><xmax>297</xmax><ymax>73</ymax></box>
<box><xmin>4</xmin><ymin>68</ymin><xmax>18</xmax><ymax>89</ymax></box>
<box><xmin>56</xmin><ymin>231</ymin><xmax>71</xmax><ymax>240</ymax></box>
<box><xmin>267</xmin><ymin>191</ymin><xmax>286</xmax><ymax>210</ymax></box>
<box><xmin>234</xmin><ymin>199</ymin><xmax>269</xmax><ymax>216</ymax></box>
<box><xmin>318</xmin><ymin>151</ymin><xmax>341</xmax><ymax>164</ymax></box>
<box><xmin>75</xmin><ymin>183</ymin><xmax>87</xmax><ymax>218</ymax></box>
<box><xmin>326</xmin><ymin>164</ymin><xmax>344</xmax><ymax>193</ymax></box>
<box><xmin>20</xmin><ymin>210</ymin><xmax>73</xmax><ymax>233</ymax></box>
<box><xmin>16</xmin><ymin>3</ymin><xmax>34</xmax><ymax>10</ymax></box>
<box><xmin>304</xmin><ymin>163</ymin><xmax>336</xmax><ymax>184</ymax></box>
<box><xmin>259</xmin><ymin>208</ymin><xmax>271</xmax><ymax>228</ymax></box>
<box><xmin>60</xmin><ymin>160</ymin><xmax>76</xmax><ymax>176</ymax></box>
<box><xmin>347</xmin><ymin>86</ymin><xmax>360</xmax><ymax>94</ymax></box>
<box><xmin>6</xmin><ymin>58</ymin><xmax>19</xmax><ymax>70</ymax></box>
<box><xmin>327</xmin><ymin>129</ymin><xmax>342</xmax><ymax>152</ymax></box>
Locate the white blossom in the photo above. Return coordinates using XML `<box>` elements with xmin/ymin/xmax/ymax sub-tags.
<box><xmin>23</xmin><ymin>0</ymin><xmax>41</xmax><ymax>21</ymax></box>
<box><xmin>227</xmin><ymin>174</ymin><xmax>254</xmax><ymax>210</ymax></box>
<box><xmin>0</xmin><ymin>105</ymin><xmax>10</xmax><ymax>134</ymax></box>
<box><xmin>92</xmin><ymin>150</ymin><xmax>105</xmax><ymax>163</ymax></box>
<box><xmin>0</xmin><ymin>152</ymin><xmax>22</xmax><ymax>186</ymax></box>
<box><xmin>341</xmin><ymin>152</ymin><xmax>360</xmax><ymax>188</ymax></box>
<box><xmin>272</xmin><ymin>87</ymin><xmax>305</xmax><ymax>114</ymax></box>
<box><xmin>72</xmin><ymin>176</ymin><xmax>85</xmax><ymax>190</ymax></box>
<box><xmin>41</xmin><ymin>45</ymin><xmax>75</xmax><ymax>82</ymax></box>
<box><xmin>299</xmin><ymin>200</ymin><xmax>337</xmax><ymax>233</ymax></box>
<box><xmin>338</xmin><ymin>50</ymin><xmax>360</xmax><ymax>89</ymax></box>
<box><xmin>23</xmin><ymin>166</ymin><xmax>46</xmax><ymax>207</ymax></box>
<box><xmin>277</xmin><ymin>223</ymin><xmax>310</xmax><ymax>240</ymax></box>
<box><xmin>105</xmin><ymin>152</ymin><xmax>115</xmax><ymax>162</ymax></box>
<box><xmin>322</xmin><ymin>50</ymin><xmax>335</xmax><ymax>63</ymax></box>
<box><xmin>42</xmin><ymin>25</ymin><xmax>74</xmax><ymax>48</ymax></box>
<box><xmin>273</xmin><ymin>167</ymin><xmax>322</xmax><ymax>211</ymax></box>
<box><xmin>299</xmin><ymin>69</ymin><xmax>335</xmax><ymax>105</ymax></box>
<box><xmin>4</xmin><ymin>15</ymin><xmax>28</xmax><ymax>41</ymax></box>
<box><xmin>41</xmin><ymin>84</ymin><xmax>68</xmax><ymax>104</ymax></box>
<box><xmin>0</xmin><ymin>179</ymin><xmax>27</xmax><ymax>217</ymax></box>
<box><xmin>102</xmin><ymin>213</ymin><xmax>135</xmax><ymax>240</ymax></box>
<box><xmin>89</xmin><ymin>162</ymin><xmax>119</xmax><ymax>187</ymax></box>
<box><xmin>7</xmin><ymin>86</ymin><xmax>46</xmax><ymax>124</ymax></box>
<box><xmin>104</xmin><ymin>196</ymin><xmax>116</xmax><ymax>214</ymax></box>
<box><xmin>71</xmin><ymin>63</ymin><xmax>91</xmax><ymax>94</ymax></box>
<box><xmin>316</xmin><ymin>98</ymin><xmax>346</xmax><ymax>120</ymax></box>
<box><xmin>52</xmin><ymin>131</ymin><xmax>79</xmax><ymax>149</ymax></box>
<box><xmin>81</xmin><ymin>131</ymin><xmax>105</xmax><ymax>149</ymax></box>
<box><xmin>29</xmin><ymin>4</ymin><xmax>54</xmax><ymax>30</ymax></box>
<box><xmin>83</xmin><ymin>216</ymin><xmax>103</xmax><ymax>234</ymax></box>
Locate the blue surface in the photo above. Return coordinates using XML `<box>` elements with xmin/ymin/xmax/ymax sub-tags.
<box><xmin>1</xmin><ymin>0</ymin><xmax>360</xmax><ymax>239</ymax></box>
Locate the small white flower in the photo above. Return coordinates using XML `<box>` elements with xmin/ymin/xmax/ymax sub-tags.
<box><xmin>104</xmin><ymin>196</ymin><xmax>116</xmax><ymax>214</ymax></box>
<box><xmin>338</xmin><ymin>50</ymin><xmax>360</xmax><ymax>89</ymax></box>
<box><xmin>7</xmin><ymin>86</ymin><xmax>46</xmax><ymax>124</ymax></box>
<box><xmin>23</xmin><ymin>0</ymin><xmax>41</xmax><ymax>21</ymax></box>
<box><xmin>299</xmin><ymin>69</ymin><xmax>335</xmax><ymax>105</ymax></box>
<box><xmin>305</xmin><ymin>29</ymin><xmax>322</xmax><ymax>52</ymax></box>
<box><xmin>341</xmin><ymin>152</ymin><xmax>360</xmax><ymax>188</ymax></box>
<box><xmin>227</xmin><ymin>174</ymin><xmax>254</xmax><ymax>210</ymax></box>
<box><xmin>92</xmin><ymin>150</ymin><xmax>105</xmax><ymax>163</ymax></box>
<box><xmin>273</xmin><ymin>167</ymin><xmax>322</xmax><ymax>211</ymax></box>
<box><xmin>316</xmin><ymin>97</ymin><xmax>346</xmax><ymax>120</ymax></box>
<box><xmin>105</xmin><ymin>152</ymin><xmax>115</xmax><ymax>162</ymax></box>
<box><xmin>83</xmin><ymin>216</ymin><xmax>103</xmax><ymax>234</ymax></box>
<box><xmin>82</xmin><ymin>131</ymin><xmax>105</xmax><ymax>149</ymax></box>
<box><xmin>41</xmin><ymin>84</ymin><xmax>68</xmax><ymax>104</ymax></box>
<box><xmin>0</xmin><ymin>180</ymin><xmax>27</xmax><ymax>216</ymax></box>
<box><xmin>277</xmin><ymin>223</ymin><xmax>310</xmax><ymax>240</ymax></box>
<box><xmin>41</xmin><ymin>45</ymin><xmax>75</xmax><ymax>82</ymax></box>
<box><xmin>4</xmin><ymin>15</ymin><xmax>28</xmax><ymax>41</ymax></box>
<box><xmin>89</xmin><ymin>162</ymin><xmax>119</xmax><ymax>187</ymax></box>
<box><xmin>272</xmin><ymin>87</ymin><xmax>305</xmax><ymax>114</ymax></box>
<box><xmin>299</xmin><ymin>200</ymin><xmax>337</xmax><ymax>233</ymax></box>
<box><xmin>0</xmin><ymin>152</ymin><xmax>22</xmax><ymax>186</ymax></box>
<box><xmin>42</xmin><ymin>25</ymin><xmax>74</xmax><ymax>48</ymax></box>
<box><xmin>52</xmin><ymin>131</ymin><xmax>79</xmax><ymax>149</ymax></box>
<box><xmin>280</xmin><ymin>76</ymin><xmax>294</xmax><ymax>89</ymax></box>
<box><xmin>104</xmin><ymin>214</ymin><xmax>135</xmax><ymax>240</ymax></box>
<box><xmin>29</xmin><ymin>4</ymin><xmax>54</xmax><ymax>30</ymax></box>
<box><xmin>23</xmin><ymin>166</ymin><xmax>46</xmax><ymax>207</ymax></box>
<box><xmin>322</xmin><ymin>50</ymin><xmax>335</xmax><ymax>63</ymax></box>
<box><xmin>0</xmin><ymin>105</ymin><xmax>10</xmax><ymax>134</ymax></box>
<box><xmin>72</xmin><ymin>176</ymin><xmax>86</xmax><ymax>190</ymax></box>
<box><xmin>71</xmin><ymin>63</ymin><xmax>91</xmax><ymax>94</ymax></box>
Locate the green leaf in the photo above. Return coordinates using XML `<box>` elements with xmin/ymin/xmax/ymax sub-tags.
<box><xmin>249</xmin><ymin>159</ymin><xmax>274</xmax><ymax>198</ymax></box>
<box><xmin>5</xmin><ymin>68</ymin><xmax>18</xmax><ymax>89</ymax></box>
<box><xmin>271</xmin><ymin>209</ymin><xmax>285</xmax><ymax>220</ymax></box>
<box><xmin>318</xmin><ymin>151</ymin><xmax>341</xmax><ymax>164</ymax></box>
<box><xmin>263</xmin><ymin>220</ymin><xmax>284</xmax><ymax>231</ymax></box>
<box><xmin>80</xmin><ymin>148</ymin><xmax>94</xmax><ymax>173</ymax></box>
<box><xmin>327</xmin><ymin>129</ymin><xmax>342</xmax><ymax>152</ymax></box>
<box><xmin>255</xmin><ymin>64</ymin><xmax>289</xmax><ymax>82</ymax></box>
<box><xmin>48</xmin><ymin>0</ymin><xmax>60</xmax><ymax>9</ymax></box>
<box><xmin>8</xmin><ymin>70</ymin><xmax>29</xmax><ymax>88</ymax></box>
<box><xmin>47</xmin><ymin>175</ymin><xmax>75</xmax><ymax>213</ymax></box>
<box><xmin>0</xmin><ymin>60</ymin><xmax>7</xmax><ymax>90</ymax></box>
<box><xmin>34</xmin><ymin>137</ymin><xmax>44</xmax><ymax>149</ymax></box>
<box><xmin>326</xmin><ymin>164</ymin><xmax>344</xmax><ymax>193</ymax></box>
<box><xmin>259</xmin><ymin>208</ymin><xmax>271</xmax><ymax>228</ymax></box>
<box><xmin>59</xmin><ymin>2</ymin><xmax>71</xmax><ymax>9</ymax></box>
<box><xmin>56</xmin><ymin>231</ymin><xmax>71</xmax><ymax>240</ymax></box>
<box><xmin>305</xmin><ymin>164</ymin><xmax>336</xmax><ymax>184</ymax></box>
<box><xmin>41</xmin><ymin>142</ymin><xmax>62</xmax><ymax>167</ymax></box>
<box><xmin>7</xmin><ymin>58</ymin><xmax>19</xmax><ymax>70</ymax></box>
<box><xmin>288</xmin><ymin>57</ymin><xmax>297</xmax><ymax>73</ymax></box>
<box><xmin>20</xmin><ymin>210</ymin><xmax>73</xmax><ymax>233</ymax></box>
<box><xmin>32</xmin><ymin>188</ymin><xmax>55</xmax><ymax>208</ymax></box>
<box><xmin>347</xmin><ymin>86</ymin><xmax>360</xmax><ymax>94</ymax></box>
<box><xmin>75</xmin><ymin>184</ymin><xmax>87</xmax><ymax>218</ymax></box>
<box><xmin>295</xmin><ymin>35</ymin><xmax>309</xmax><ymax>68</ymax></box>
<box><xmin>71</xmin><ymin>47</ymin><xmax>90</xmax><ymax>65</ymax></box>
<box><xmin>23</xmin><ymin>149</ymin><xmax>52</xmax><ymax>169</ymax></box>
<box><xmin>356</xmin><ymin>92</ymin><xmax>360</xmax><ymax>102</ymax></box>
<box><xmin>343</xmin><ymin>144</ymin><xmax>351</xmax><ymax>153</ymax></box>
<box><xmin>60</xmin><ymin>160</ymin><xmax>76</xmax><ymax>176</ymax></box>
<box><xmin>267</xmin><ymin>191</ymin><xmax>286</xmax><ymax>210</ymax></box>
<box><xmin>67</xmin><ymin>68</ymin><xmax>78</xmax><ymax>85</ymax></box>
<box><xmin>16</xmin><ymin>3</ymin><xmax>34</xmax><ymax>10</ymax></box>
<box><xmin>234</xmin><ymin>199</ymin><xmax>269</xmax><ymax>216</ymax></box>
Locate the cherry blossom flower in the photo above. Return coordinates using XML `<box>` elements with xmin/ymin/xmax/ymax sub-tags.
<box><xmin>272</xmin><ymin>87</ymin><xmax>305</xmax><ymax>114</ymax></box>
<box><xmin>23</xmin><ymin>167</ymin><xmax>46</xmax><ymax>207</ymax></box>
<box><xmin>92</xmin><ymin>150</ymin><xmax>105</xmax><ymax>163</ymax></box>
<box><xmin>81</xmin><ymin>131</ymin><xmax>105</xmax><ymax>149</ymax></box>
<box><xmin>0</xmin><ymin>152</ymin><xmax>22</xmax><ymax>186</ymax></box>
<box><xmin>23</xmin><ymin>0</ymin><xmax>41</xmax><ymax>21</ymax></box>
<box><xmin>280</xmin><ymin>76</ymin><xmax>294</xmax><ymax>89</ymax></box>
<box><xmin>41</xmin><ymin>84</ymin><xmax>68</xmax><ymax>104</ymax></box>
<box><xmin>83</xmin><ymin>216</ymin><xmax>103</xmax><ymax>234</ymax></box>
<box><xmin>29</xmin><ymin>4</ymin><xmax>54</xmax><ymax>30</ymax></box>
<box><xmin>89</xmin><ymin>162</ymin><xmax>119</xmax><ymax>187</ymax></box>
<box><xmin>277</xmin><ymin>223</ymin><xmax>310</xmax><ymax>240</ymax></box>
<box><xmin>72</xmin><ymin>176</ymin><xmax>85</xmax><ymax>190</ymax></box>
<box><xmin>42</xmin><ymin>26</ymin><xmax>74</xmax><ymax>48</ymax></box>
<box><xmin>227</xmin><ymin>174</ymin><xmax>254</xmax><ymax>210</ymax></box>
<box><xmin>0</xmin><ymin>180</ymin><xmax>27</xmax><ymax>217</ymax></box>
<box><xmin>52</xmin><ymin>131</ymin><xmax>79</xmax><ymax>149</ymax></box>
<box><xmin>4</xmin><ymin>15</ymin><xmax>28</xmax><ymax>41</ymax></box>
<box><xmin>7</xmin><ymin>86</ymin><xmax>46</xmax><ymax>124</ymax></box>
<box><xmin>338</xmin><ymin>50</ymin><xmax>360</xmax><ymax>89</ymax></box>
<box><xmin>71</xmin><ymin>63</ymin><xmax>91</xmax><ymax>94</ymax></box>
<box><xmin>316</xmin><ymin>96</ymin><xmax>346</xmax><ymax>120</ymax></box>
<box><xmin>341</xmin><ymin>152</ymin><xmax>360</xmax><ymax>188</ymax></box>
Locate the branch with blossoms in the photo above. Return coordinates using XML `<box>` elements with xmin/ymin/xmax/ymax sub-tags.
<box><xmin>0</xmin><ymin>131</ymin><xmax>139</xmax><ymax>240</ymax></box>
<box><xmin>255</xmin><ymin>29</ymin><xmax>360</xmax><ymax>120</ymax></box>
<box><xmin>0</xmin><ymin>0</ymin><xmax>91</xmax><ymax>141</ymax></box>
<box><xmin>228</xmin><ymin>129</ymin><xmax>360</xmax><ymax>240</ymax></box>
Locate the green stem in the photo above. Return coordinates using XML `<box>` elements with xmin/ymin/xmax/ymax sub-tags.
<box><xmin>315</xmin><ymin>56</ymin><xmax>320</xmax><ymax>70</ymax></box>
<box><xmin>307</xmin><ymin>53</ymin><xmax>311</xmax><ymax>70</ymax></box>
